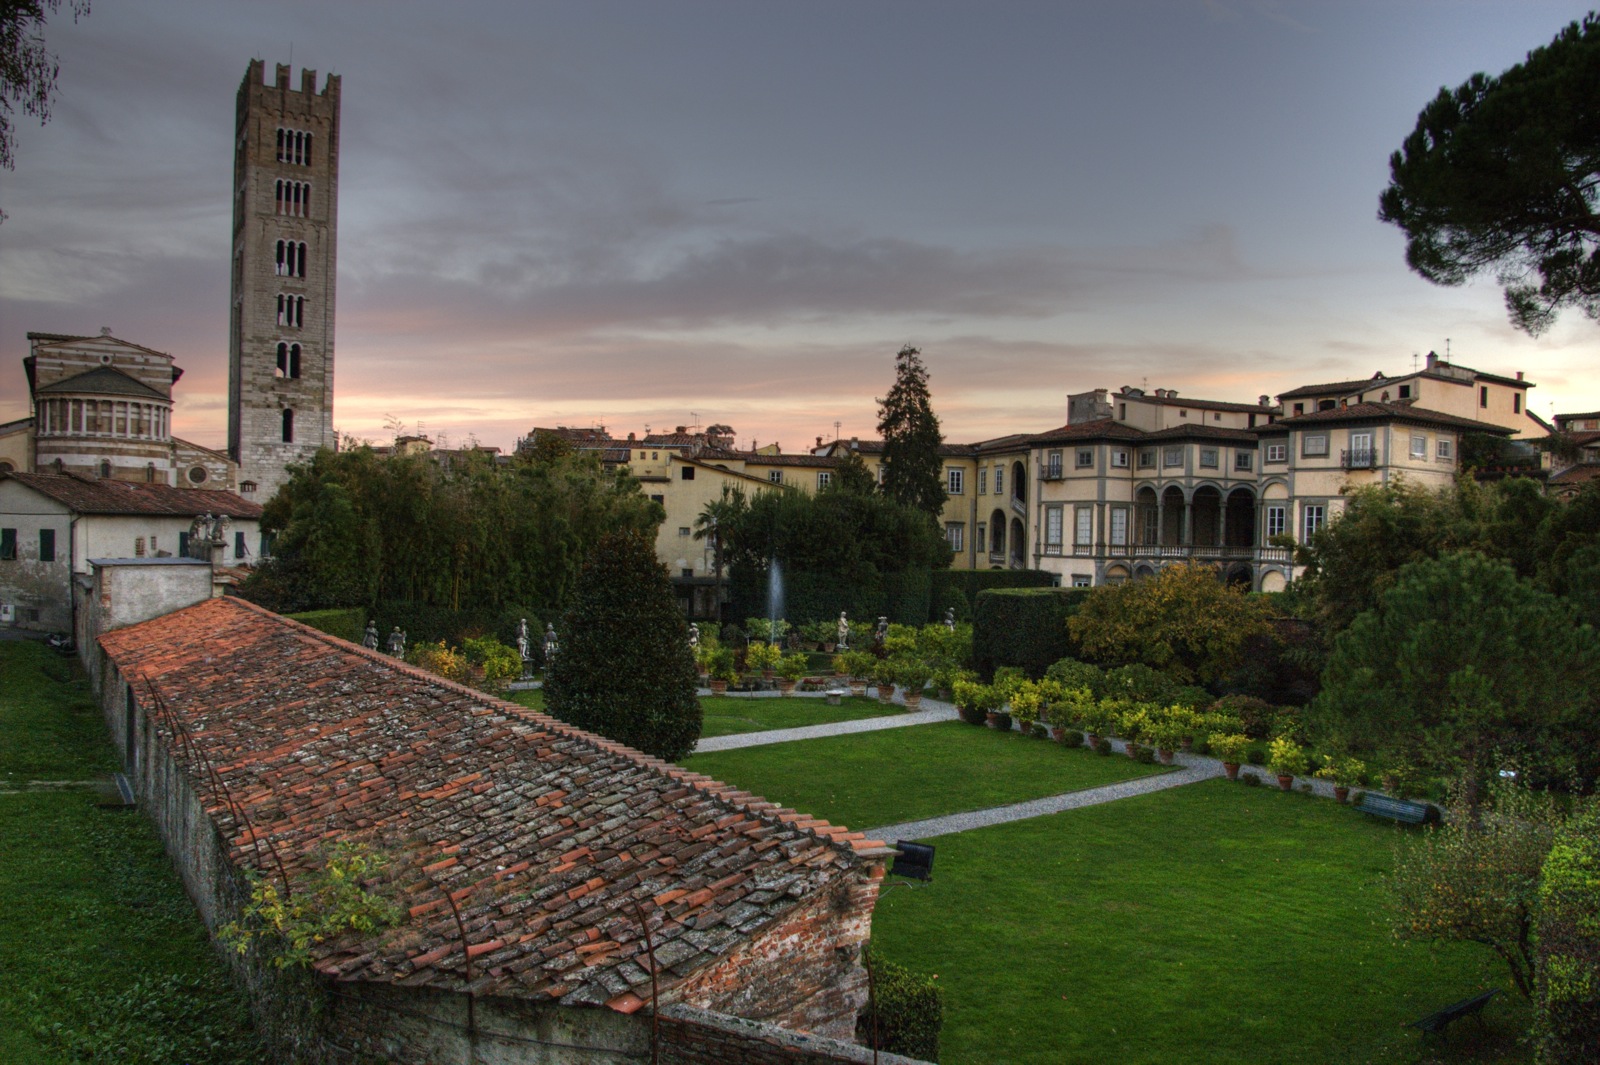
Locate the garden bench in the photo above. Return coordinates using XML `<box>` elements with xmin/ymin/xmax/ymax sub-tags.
<box><xmin>1355</xmin><ymin>793</ymin><xmax>1439</xmax><ymax>825</ymax></box>
<box><xmin>1409</xmin><ymin>988</ymin><xmax>1498</xmax><ymax>1036</ymax></box>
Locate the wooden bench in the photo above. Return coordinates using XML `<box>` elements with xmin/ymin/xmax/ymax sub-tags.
<box><xmin>1356</xmin><ymin>793</ymin><xmax>1439</xmax><ymax>825</ymax></box>
<box><xmin>1410</xmin><ymin>988</ymin><xmax>1498</xmax><ymax>1036</ymax></box>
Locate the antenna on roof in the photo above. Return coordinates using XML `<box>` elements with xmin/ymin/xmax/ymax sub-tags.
<box><xmin>1445</xmin><ymin>337</ymin><xmax>1451</xmax><ymax>361</ymax></box>
<box><xmin>690</xmin><ymin>411</ymin><xmax>700</xmax><ymax>432</ymax></box>
<box><xmin>1412</xmin><ymin>352</ymin><xmax>1419</xmax><ymax>373</ymax></box>
<box><xmin>834</xmin><ymin>420</ymin><xmax>841</xmax><ymax>442</ymax></box>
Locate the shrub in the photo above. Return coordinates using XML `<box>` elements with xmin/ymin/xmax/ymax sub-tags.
<box><xmin>1045</xmin><ymin>657</ymin><xmax>1106</xmax><ymax>695</ymax></box>
<box><xmin>1101</xmin><ymin>664</ymin><xmax>1183</xmax><ymax>705</ymax></box>
<box><xmin>1093</xmin><ymin>736</ymin><xmax>1113</xmax><ymax>756</ymax></box>
<box><xmin>745</xmin><ymin>641</ymin><xmax>783</xmax><ymax>673</ymax></box>
<box><xmin>461</xmin><ymin>635</ymin><xmax>522</xmax><ymax>690</ymax></box>
<box><xmin>1131</xmin><ymin>744</ymin><xmax>1157</xmax><ymax>764</ymax></box>
<box><xmin>705</xmin><ymin>647</ymin><xmax>738</xmax><ymax>684</ymax></box>
<box><xmin>931</xmin><ymin>568</ymin><xmax>1054</xmax><ymax>621</ymax></box>
<box><xmin>777</xmin><ymin>652</ymin><xmax>809</xmax><ymax>682</ymax></box>
<box><xmin>990</xmin><ymin>711</ymin><xmax>1012</xmax><ymax>731</ymax></box>
<box><xmin>1211</xmin><ymin>694</ymin><xmax>1275</xmax><ymax>739</ymax></box>
<box><xmin>1239</xmin><ymin>771</ymin><xmax>1262</xmax><ymax>787</ymax></box>
<box><xmin>859</xmin><ymin>950</ymin><xmax>944</xmax><ymax>1061</ymax></box>
<box><xmin>1246</xmin><ymin>747</ymin><xmax>1267</xmax><ymax>766</ymax></box>
<box><xmin>286</xmin><ymin>607</ymin><xmax>366</xmax><ymax>644</ymax></box>
<box><xmin>1059</xmin><ymin>729</ymin><xmax>1084</xmax><ymax>748</ymax></box>
<box><xmin>1029</xmin><ymin>722</ymin><xmax>1049</xmax><ymax>739</ymax></box>
<box><xmin>408</xmin><ymin>640</ymin><xmax>468</xmax><ymax>684</ymax></box>
<box><xmin>544</xmin><ymin>531</ymin><xmax>701</xmax><ymax>761</ymax></box>
<box><xmin>972</xmin><ymin>588</ymin><xmax>1088</xmax><ymax>678</ymax></box>
<box><xmin>1268</xmin><ymin>737</ymin><xmax>1308</xmax><ymax>778</ymax></box>
<box><xmin>1208</xmin><ymin>732</ymin><xmax>1252</xmax><ymax>764</ymax></box>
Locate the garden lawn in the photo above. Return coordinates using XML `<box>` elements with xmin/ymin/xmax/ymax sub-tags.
<box><xmin>696</xmin><ymin>694</ymin><xmax>890</xmax><ymax>738</ymax></box>
<box><xmin>870</xmin><ymin>778</ymin><xmax>1529</xmax><ymax>1065</ymax></box>
<box><xmin>685</xmin><ymin>721</ymin><xmax>1164</xmax><ymax>830</ymax></box>
<box><xmin>0</xmin><ymin>642</ymin><xmax>264</xmax><ymax>1064</ymax></box>
<box><xmin>509</xmin><ymin>689</ymin><xmax>891</xmax><ymax>739</ymax></box>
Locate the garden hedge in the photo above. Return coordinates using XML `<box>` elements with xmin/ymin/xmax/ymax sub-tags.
<box><xmin>365</xmin><ymin>600</ymin><xmax>546</xmax><ymax>655</ymax></box>
<box><xmin>930</xmin><ymin>568</ymin><xmax>1055</xmax><ymax>622</ymax></box>
<box><xmin>972</xmin><ymin>587</ymin><xmax>1090</xmax><ymax>679</ymax></box>
<box><xmin>284</xmin><ymin>607</ymin><xmax>366</xmax><ymax>644</ymax></box>
<box><xmin>726</xmin><ymin>567</ymin><xmax>932</xmax><ymax>628</ymax></box>
<box><xmin>858</xmin><ymin>951</ymin><xmax>944</xmax><ymax>1062</ymax></box>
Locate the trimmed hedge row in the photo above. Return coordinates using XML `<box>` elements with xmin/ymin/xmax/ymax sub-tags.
<box><xmin>727</xmin><ymin>568</ymin><xmax>932</xmax><ymax>627</ymax></box>
<box><xmin>284</xmin><ymin>607</ymin><xmax>366</xmax><ymax>644</ymax></box>
<box><xmin>972</xmin><ymin>587</ymin><xmax>1091</xmax><ymax>679</ymax></box>
<box><xmin>858</xmin><ymin>951</ymin><xmax>943</xmax><ymax>1061</ymax></box>
<box><xmin>930</xmin><ymin>568</ymin><xmax>1055</xmax><ymax>622</ymax></box>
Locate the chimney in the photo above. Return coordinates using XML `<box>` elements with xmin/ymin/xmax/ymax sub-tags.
<box><xmin>850</xmin><ymin>436</ymin><xmax>859</xmax><ymax>450</ymax></box>
<box><xmin>1258</xmin><ymin>395</ymin><xmax>1271</xmax><ymax>407</ymax></box>
<box><xmin>816</xmin><ymin>436</ymin><xmax>823</xmax><ymax>448</ymax></box>
<box><xmin>1426</xmin><ymin>351</ymin><xmax>1438</xmax><ymax>371</ymax></box>
<box><xmin>1516</xmin><ymin>370</ymin><xmax>1524</xmax><ymax>380</ymax></box>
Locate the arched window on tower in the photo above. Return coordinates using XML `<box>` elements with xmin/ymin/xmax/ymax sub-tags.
<box><xmin>275</xmin><ymin>239</ymin><xmax>287</xmax><ymax>275</ymax></box>
<box><xmin>99</xmin><ymin>459</ymin><xmax>111</xmax><ymax>479</ymax></box>
<box><xmin>296</xmin><ymin>241</ymin><xmax>307</xmax><ymax>277</ymax></box>
<box><xmin>282</xmin><ymin>408</ymin><xmax>295</xmax><ymax>443</ymax></box>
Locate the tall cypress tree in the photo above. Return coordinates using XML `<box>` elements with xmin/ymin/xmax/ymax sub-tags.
<box><xmin>876</xmin><ymin>345</ymin><xmax>947</xmax><ymax>516</ymax></box>
<box><xmin>544</xmin><ymin>530</ymin><xmax>702</xmax><ymax>761</ymax></box>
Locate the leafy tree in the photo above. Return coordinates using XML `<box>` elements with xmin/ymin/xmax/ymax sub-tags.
<box><xmin>1533</xmin><ymin>806</ymin><xmax>1600</xmax><ymax>1064</ymax></box>
<box><xmin>876</xmin><ymin>345</ymin><xmax>947</xmax><ymax>516</ymax></box>
<box><xmin>1066</xmin><ymin>562</ymin><xmax>1273</xmax><ymax>685</ymax></box>
<box><xmin>1313</xmin><ymin>552</ymin><xmax>1600</xmax><ymax>800</ymax></box>
<box><xmin>692</xmin><ymin>484</ymin><xmax>745</xmax><ymax>624</ymax></box>
<box><xmin>831</xmin><ymin>450</ymin><xmax>877</xmax><ymax>496</ymax></box>
<box><xmin>1378</xmin><ymin>15</ymin><xmax>1600</xmax><ymax>334</ymax></box>
<box><xmin>1</xmin><ymin>0</ymin><xmax>88</xmax><ymax>194</ymax></box>
<box><xmin>543</xmin><ymin>530</ymin><xmax>701</xmax><ymax>761</ymax></box>
<box><xmin>1388</xmin><ymin>780</ymin><xmax>1573</xmax><ymax>1001</ymax></box>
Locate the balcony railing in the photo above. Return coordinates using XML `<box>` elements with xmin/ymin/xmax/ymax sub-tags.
<box><xmin>1063</xmin><ymin>544</ymin><xmax>1294</xmax><ymax>564</ymax></box>
<box><xmin>1342</xmin><ymin>448</ymin><xmax>1379</xmax><ymax>469</ymax></box>
<box><xmin>1041</xmin><ymin>466</ymin><xmax>1064</xmax><ymax>481</ymax></box>
<box><xmin>1010</xmin><ymin>496</ymin><xmax>1027</xmax><ymax>517</ymax></box>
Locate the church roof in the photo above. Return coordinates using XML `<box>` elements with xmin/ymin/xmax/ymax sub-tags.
<box><xmin>97</xmin><ymin>597</ymin><xmax>888</xmax><ymax>1010</ymax></box>
<box><xmin>2</xmin><ymin>472</ymin><xmax>262</xmax><ymax>518</ymax></box>
<box><xmin>34</xmin><ymin>365</ymin><xmax>169</xmax><ymax>401</ymax></box>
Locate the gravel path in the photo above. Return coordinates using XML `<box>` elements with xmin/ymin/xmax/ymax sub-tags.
<box><xmin>694</xmin><ymin>694</ymin><xmax>960</xmax><ymax>752</ymax></box>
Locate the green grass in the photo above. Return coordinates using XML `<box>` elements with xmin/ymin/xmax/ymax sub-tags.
<box><xmin>870</xmin><ymin>779</ymin><xmax>1530</xmax><ymax>1065</ymax></box>
<box><xmin>508</xmin><ymin>688</ymin><xmax>892</xmax><ymax>738</ymax></box>
<box><xmin>696</xmin><ymin>694</ymin><xmax>891</xmax><ymax>738</ymax></box>
<box><xmin>685</xmin><ymin>721</ymin><xmax>1165</xmax><ymax>830</ymax></box>
<box><xmin>0</xmin><ymin>643</ymin><xmax>264</xmax><ymax>1063</ymax></box>
<box><xmin>0</xmin><ymin>641</ymin><xmax>118</xmax><ymax>782</ymax></box>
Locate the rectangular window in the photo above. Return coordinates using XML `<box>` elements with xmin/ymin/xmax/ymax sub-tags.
<box><xmin>1293</xmin><ymin>403</ymin><xmax>1305</xmax><ymax>416</ymax></box>
<box><xmin>1076</xmin><ymin>448</ymin><xmax>1094</xmax><ymax>469</ymax></box>
<box><xmin>1480</xmin><ymin>385</ymin><xmax>1489</xmax><ymax>408</ymax></box>
<box><xmin>947</xmin><ymin>468</ymin><xmax>963</xmax><ymax>494</ymax></box>
<box><xmin>1163</xmin><ymin>446</ymin><xmax>1184</xmax><ymax>468</ymax></box>
<box><xmin>1072</xmin><ymin>575</ymin><xmax>1092</xmax><ymax>588</ymax></box>
<box><xmin>1234</xmin><ymin>451</ymin><xmax>1253</xmax><ymax>471</ymax></box>
<box><xmin>1513</xmin><ymin>393</ymin><xmax>1522</xmax><ymax>414</ymax></box>
<box><xmin>1045</xmin><ymin>451</ymin><xmax>1063</xmax><ymax>477</ymax></box>
<box><xmin>1110</xmin><ymin>449</ymin><xmax>1129</xmax><ymax>468</ymax></box>
<box><xmin>946</xmin><ymin>523</ymin><xmax>964</xmax><ymax>552</ymax></box>
<box><xmin>994</xmin><ymin>465</ymin><xmax>1004</xmax><ymax>495</ymax></box>
<box><xmin>178</xmin><ymin>531</ymin><xmax>189</xmax><ymax>558</ymax></box>
<box><xmin>1044</xmin><ymin>506</ymin><xmax>1064</xmax><ymax>548</ymax></box>
<box><xmin>1266</xmin><ymin>442</ymin><xmax>1286</xmax><ymax>463</ymax></box>
<box><xmin>1398</xmin><ymin>384</ymin><xmax>1412</xmax><ymax>399</ymax></box>
<box><xmin>0</xmin><ymin>528</ymin><xmax>15</xmax><ymax>561</ymax></box>
<box><xmin>1138</xmin><ymin>447</ymin><xmax>1156</xmax><ymax>469</ymax></box>
<box><xmin>975</xmin><ymin>523</ymin><xmax>986</xmax><ymax>553</ymax></box>
<box><xmin>1110</xmin><ymin>508</ymin><xmax>1128</xmax><ymax>546</ymax></box>
<box><xmin>817</xmin><ymin>471</ymin><xmax>831</xmax><ymax>489</ymax></box>
<box><xmin>1302</xmin><ymin>433</ymin><xmax>1329</xmax><ymax>457</ymax></box>
<box><xmin>649</xmin><ymin>494</ymin><xmax>664</xmax><ymax>504</ymax></box>
<box><xmin>978</xmin><ymin>468</ymin><xmax>988</xmax><ymax>494</ymax></box>
<box><xmin>767</xmin><ymin>470</ymin><xmax>782</xmax><ymax>484</ymax></box>
<box><xmin>681</xmin><ymin>466</ymin><xmax>695</xmax><ymax>480</ymax></box>
<box><xmin>234</xmin><ymin>531</ymin><xmax>246</xmax><ymax>558</ymax></box>
<box><xmin>1437</xmin><ymin>438</ymin><xmax>1454</xmax><ymax>460</ymax></box>
<box><xmin>1199</xmin><ymin>447</ymin><xmax>1219</xmax><ymax>469</ymax></box>
<box><xmin>1410</xmin><ymin>434</ymin><xmax>1427</xmax><ymax>459</ymax></box>
<box><xmin>134</xmin><ymin>537</ymin><xmax>146</xmax><ymax>558</ymax></box>
<box><xmin>1266</xmin><ymin>505</ymin><xmax>1286</xmax><ymax>539</ymax></box>
<box><xmin>1074</xmin><ymin>507</ymin><xmax>1092</xmax><ymax>546</ymax></box>
<box><xmin>678</xmin><ymin>526</ymin><xmax>691</xmax><ymax>537</ymax></box>
<box><xmin>39</xmin><ymin>528</ymin><xmax>56</xmax><ymax>563</ymax></box>
<box><xmin>1303</xmin><ymin>504</ymin><xmax>1325</xmax><ymax>542</ymax></box>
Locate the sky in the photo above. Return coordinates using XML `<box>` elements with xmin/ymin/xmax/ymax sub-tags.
<box><xmin>2</xmin><ymin>0</ymin><xmax>1597</xmax><ymax>455</ymax></box>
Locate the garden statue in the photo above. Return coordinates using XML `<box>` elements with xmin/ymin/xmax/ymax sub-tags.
<box><xmin>836</xmin><ymin>611</ymin><xmax>849</xmax><ymax>650</ymax></box>
<box><xmin>543</xmin><ymin>622</ymin><xmax>559</xmax><ymax>663</ymax></box>
<box><xmin>215</xmin><ymin>513</ymin><xmax>232</xmax><ymax>546</ymax></box>
<box><xmin>688</xmin><ymin>623</ymin><xmax>700</xmax><ymax>649</ymax></box>
<box><xmin>874</xmin><ymin>616</ymin><xmax>888</xmax><ymax>650</ymax></box>
<box><xmin>361</xmin><ymin>621</ymin><xmax>379</xmax><ymax>650</ymax></box>
<box><xmin>945</xmin><ymin>607</ymin><xmax>956</xmax><ymax>631</ymax></box>
<box><xmin>517</xmin><ymin>618</ymin><xmax>531</xmax><ymax>660</ymax></box>
<box><xmin>385</xmin><ymin>627</ymin><xmax>407</xmax><ymax>657</ymax></box>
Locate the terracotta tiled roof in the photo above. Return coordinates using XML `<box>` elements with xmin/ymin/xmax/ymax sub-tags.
<box><xmin>3</xmin><ymin>471</ymin><xmax>263</xmax><ymax>518</ymax></box>
<box><xmin>741</xmin><ymin>453</ymin><xmax>839</xmax><ymax>469</ymax></box>
<box><xmin>1131</xmin><ymin>392</ymin><xmax>1274</xmax><ymax>414</ymax></box>
<box><xmin>99</xmin><ymin>598</ymin><xmax>889</xmax><ymax>1008</ymax></box>
<box><xmin>1142</xmin><ymin>424</ymin><xmax>1260</xmax><ymax>443</ymax></box>
<box><xmin>1549</xmin><ymin>463</ymin><xmax>1600</xmax><ymax>486</ymax></box>
<box><xmin>1276</xmin><ymin>376</ymin><xmax>1386</xmax><ymax>400</ymax></box>
<box><xmin>1017</xmin><ymin>420</ymin><xmax>1145</xmax><ymax>446</ymax></box>
<box><xmin>1252</xmin><ymin>402</ymin><xmax>1515</xmax><ymax>435</ymax></box>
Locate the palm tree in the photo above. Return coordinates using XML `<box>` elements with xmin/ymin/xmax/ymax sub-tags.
<box><xmin>693</xmin><ymin>485</ymin><xmax>746</xmax><ymax>625</ymax></box>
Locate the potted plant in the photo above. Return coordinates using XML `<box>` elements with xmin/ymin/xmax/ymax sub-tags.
<box><xmin>1009</xmin><ymin>685</ymin><xmax>1043</xmax><ymax>737</ymax></box>
<box><xmin>1209</xmin><ymin>732</ymin><xmax>1252</xmax><ymax>780</ymax></box>
<box><xmin>1315</xmin><ymin>755</ymin><xmax>1365</xmax><ymax>803</ymax></box>
<box><xmin>952</xmin><ymin>679</ymin><xmax>990</xmax><ymax>726</ymax></box>
<box><xmin>1268</xmin><ymin>736</ymin><xmax>1308</xmax><ymax>791</ymax></box>
<box><xmin>775</xmin><ymin>652</ymin><xmax>808</xmax><ymax>696</ymax></box>
<box><xmin>1080</xmin><ymin>698</ymin><xmax>1115</xmax><ymax>749</ymax></box>
<box><xmin>893</xmin><ymin>656</ymin><xmax>932</xmax><ymax>710</ymax></box>
<box><xmin>745</xmin><ymin>640</ymin><xmax>782</xmax><ymax>681</ymax></box>
<box><xmin>870</xmin><ymin>657</ymin><xmax>897</xmax><ymax>705</ymax></box>
<box><xmin>705</xmin><ymin>647</ymin><xmax>738</xmax><ymax>695</ymax></box>
<box><xmin>831</xmin><ymin>652</ymin><xmax>851</xmax><ymax>678</ymax></box>
<box><xmin>799</xmin><ymin>619</ymin><xmax>836</xmax><ymax>652</ymax></box>
<box><xmin>1115</xmin><ymin>703</ymin><xmax>1153</xmax><ymax>759</ymax></box>
<box><xmin>838</xmin><ymin>650</ymin><xmax>874</xmax><ymax>698</ymax></box>
<box><xmin>1144</xmin><ymin>705</ymin><xmax>1187</xmax><ymax>766</ymax></box>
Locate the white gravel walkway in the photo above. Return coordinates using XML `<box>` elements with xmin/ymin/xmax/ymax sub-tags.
<box><xmin>693</xmin><ymin>694</ymin><xmax>959</xmax><ymax>752</ymax></box>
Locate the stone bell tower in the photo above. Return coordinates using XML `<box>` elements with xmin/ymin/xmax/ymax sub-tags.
<box><xmin>227</xmin><ymin>60</ymin><xmax>340</xmax><ymax>500</ymax></box>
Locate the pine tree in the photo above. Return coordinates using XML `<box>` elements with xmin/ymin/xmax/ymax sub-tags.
<box><xmin>544</xmin><ymin>530</ymin><xmax>702</xmax><ymax>761</ymax></box>
<box><xmin>876</xmin><ymin>345</ymin><xmax>947</xmax><ymax>516</ymax></box>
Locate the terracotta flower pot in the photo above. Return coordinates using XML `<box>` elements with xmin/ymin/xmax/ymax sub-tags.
<box><xmin>1085</xmin><ymin>732</ymin><xmax>1101</xmax><ymax>748</ymax></box>
<box><xmin>877</xmin><ymin>684</ymin><xmax>896</xmax><ymax>705</ymax></box>
<box><xmin>776</xmin><ymin>678</ymin><xmax>797</xmax><ymax>697</ymax></box>
<box><xmin>848</xmin><ymin>680</ymin><xmax>868</xmax><ymax>698</ymax></box>
<box><xmin>1180</xmin><ymin>736</ymin><xmax>1194</xmax><ymax>752</ymax></box>
<box><xmin>1333</xmin><ymin>785</ymin><xmax>1350</xmax><ymax>804</ymax></box>
<box><xmin>762</xmin><ymin>668</ymin><xmax>774</xmax><ymax>681</ymax></box>
<box><xmin>708</xmin><ymin>679</ymin><xmax>728</xmax><ymax>695</ymax></box>
<box><xmin>1277</xmin><ymin>774</ymin><xmax>1294</xmax><ymax>791</ymax></box>
<box><xmin>1158</xmin><ymin>748</ymin><xmax>1175</xmax><ymax>765</ymax></box>
<box><xmin>903</xmin><ymin>691</ymin><xmax>922</xmax><ymax>711</ymax></box>
<box><xmin>1223</xmin><ymin>761</ymin><xmax>1240</xmax><ymax>781</ymax></box>
<box><xmin>1048</xmin><ymin>726</ymin><xmax>1064</xmax><ymax>743</ymax></box>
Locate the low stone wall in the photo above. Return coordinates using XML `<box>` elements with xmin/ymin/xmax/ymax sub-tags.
<box><xmin>660</xmin><ymin>1006</ymin><xmax>931</xmax><ymax>1065</ymax></box>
